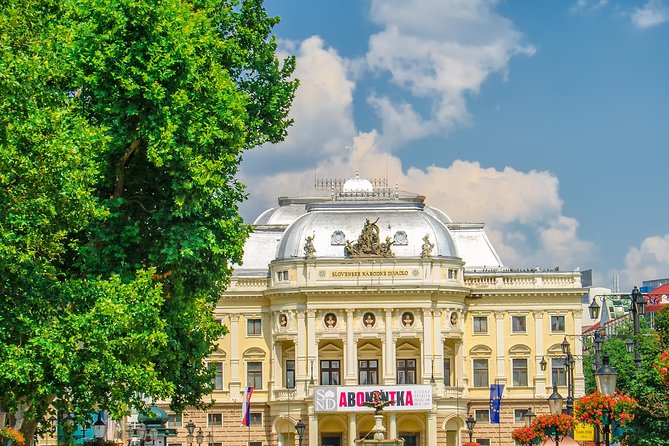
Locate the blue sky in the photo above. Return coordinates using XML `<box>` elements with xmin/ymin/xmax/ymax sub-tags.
<box><xmin>239</xmin><ymin>0</ymin><xmax>669</xmax><ymax>291</ymax></box>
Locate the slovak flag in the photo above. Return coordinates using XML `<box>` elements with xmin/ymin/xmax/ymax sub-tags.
<box><xmin>241</xmin><ymin>386</ymin><xmax>254</xmax><ymax>426</ymax></box>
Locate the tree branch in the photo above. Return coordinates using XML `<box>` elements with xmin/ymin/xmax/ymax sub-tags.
<box><xmin>113</xmin><ymin>140</ymin><xmax>140</xmax><ymax>198</ymax></box>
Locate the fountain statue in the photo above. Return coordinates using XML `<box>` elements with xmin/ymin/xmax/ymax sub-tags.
<box><xmin>355</xmin><ymin>390</ymin><xmax>404</xmax><ymax>446</ymax></box>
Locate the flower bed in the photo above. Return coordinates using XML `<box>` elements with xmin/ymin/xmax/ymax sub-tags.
<box><xmin>655</xmin><ymin>349</ymin><xmax>669</xmax><ymax>386</ymax></box>
<box><xmin>531</xmin><ymin>414</ymin><xmax>576</xmax><ymax>440</ymax></box>
<box><xmin>511</xmin><ymin>426</ymin><xmax>540</xmax><ymax>446</ymax></box>
<box><xmin>574</xmin><ymin>391</ymin><xmax>637</xmax><ymax>427</ymax></box>
<box><xmin>462</xmin><ymin>442</ymin><xmax>481</xmax><ymax>446</ymax></box>
<box><xmin>0</xmin><ymin>427</ymin><xmax>25</xmax><ymax>446</ymax></box>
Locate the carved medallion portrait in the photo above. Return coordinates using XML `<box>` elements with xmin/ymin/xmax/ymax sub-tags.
<box><xmin>402</xmin><ymin>312</ymin><xmax>414</xmax><ymax>327</ymax></box>
<box><xmin>450</xmin><ymin>311</ymin><xmax>458</xmax><ymax>326</ymax></box>
<box><xmin>363</xmin><ymin>312</ymin><xmax>376</xmax><ymax>328</ymax></box>
<box><xmin>324</xmin><ymin>313</ymin><xmax>337</xmax><ymax>328</ymax></box>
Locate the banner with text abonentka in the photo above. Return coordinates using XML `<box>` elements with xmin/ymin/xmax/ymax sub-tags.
<box><xmin>314</xmin><ymin>385</ymin><xmax>433</xmax><ymax>412</ymax></box>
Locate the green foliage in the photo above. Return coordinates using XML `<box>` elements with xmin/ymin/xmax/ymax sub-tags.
<box><xmin>596</xmin><ymin>311</ymin><xmax>669</xmax><ymax>446</ymax></box>
<box><xmin>0</xmin><ymin>0</ymin><xmax>296</xmax><ymax>442</ymax></box>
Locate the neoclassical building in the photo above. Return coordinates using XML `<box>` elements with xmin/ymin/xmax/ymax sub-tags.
<box><xmin>165</xmin><ymin>175</ymin><xmax>585</xmax><ymax>446</ymax></box>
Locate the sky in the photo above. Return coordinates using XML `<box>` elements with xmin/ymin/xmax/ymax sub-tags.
<box><xmin>238</xmin><ymin>0</ymin><xmax>669</xmax><ymax>292</ymax></box>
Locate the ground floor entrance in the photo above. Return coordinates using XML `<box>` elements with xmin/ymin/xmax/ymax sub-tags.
<box><xmin>322</xmin><ymin>434</ymin><xmax>342</xmax><ymax>446</ymax></box>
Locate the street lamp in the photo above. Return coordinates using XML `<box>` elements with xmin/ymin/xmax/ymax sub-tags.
<box><xmin>186</xmin><ymin>420</ymin><xmax>195</xmax><ymax>446</ymax></box>
<box><xmin>561</xmin><ymin>337</ymin><xmax>575</xmax><ymax>415</ymax></box>
<box><xmin>46</xmin><ymin>415</ymin><xmax>58</xmax><ymax>446</ymax></box>
<box><xmin>196</xmin><ymin>427</ymin><xmax>204</xmax><ymax>446</ymax></box>
<box><xmin>465</xmin><ymin>414</ymin><xmax>476</xmax><ymax>443</ymax></box>
<box><xmin>93</xmin><ymin>411</ymin><xmax>107</xmax><ymax>440</ymax></box>
<box><xmin>595</xmin><ymin>354</ymin><xmax>618</xmax><ymax>446</ymax></box>
<box><xmin>547</xmin><ymin>385</ymin><xmax>564</xmax><ymax>446</ymax></box>
<box><xmin>589</xmin><ymin>287</ymin><xmax>646</xmax><ymax>368</ymax></box>
<box><xmin>540</xmin><ymin>356</ymin><xmax>547</xmax><ymax>372</ymax></box>
<box><xmin>294</xmin><ymin>419</ymin><xmax>306</xmax><ymax>446</ymax></box>
<box><xmin>523</xmin><ymin>407</ymin><xmax>536</xmax><ymax>427</ymax></box>
<box><xmin>136</xmin><ymin>424</ymin><xmax>147</xmax><ymax>446</ymax></box>
<box><xmin>148</xmin><ymin>428</ymin><xmax>158</xmax><ymax>445</ymax></box>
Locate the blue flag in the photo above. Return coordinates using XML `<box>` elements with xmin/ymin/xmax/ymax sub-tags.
<box><xmin>489</xmin><ymin>384</ymin><xmax>504</xmax><ymax>424</ymax></box>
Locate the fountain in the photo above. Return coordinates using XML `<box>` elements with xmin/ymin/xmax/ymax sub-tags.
<box><xmin>354</xmin><ymin>391</ymin><xmax>404</xmax><ymax>446</ymax></box>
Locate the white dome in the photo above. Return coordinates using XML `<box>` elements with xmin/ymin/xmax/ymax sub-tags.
<box><xmin>342</xmin><ymin>173</ymin><xmax>374</xmax><ymax>193</ymax></box>
<box><xmin>276</xmin><ymin>202</ymin><xmax>458</xmax><ymax>260</ymax></box>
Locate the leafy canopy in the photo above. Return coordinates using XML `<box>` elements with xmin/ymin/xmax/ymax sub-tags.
<box><xmin>0</xmin><ymin>0</ymin><xmax>296</xmax><ymax>440</ymax></box>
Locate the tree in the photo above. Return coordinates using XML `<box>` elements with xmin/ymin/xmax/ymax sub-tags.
<box><xmin>0</xmin><ymin>0</ymin><xmax>296</xmax><ymax>443</ymax></box>
<box><xmin>595</xmin><ymin>310</ymin><xmax>669</xmax><ymax>445</ymax></box>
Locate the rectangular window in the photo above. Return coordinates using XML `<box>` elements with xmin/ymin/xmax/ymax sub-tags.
<box><xmin>477</xmin><ymin>439</ymin><xmax>491</xmax><ymax>446</ymax></box>
<box><xmin>212</xmin><ymin>362</ymin><xmax>223</xmax><ymax>390</ymax></box>
<box><xmin>514</xmin><ymin>409</ymin><xmax>529</xmax><ymax>423</ymax></box>
<box><xmin>247</xmin><ymin>318</ymin><xmax>262</xmax><ymax>336</ymax></box>
<box><xmin>475</xmin><ymin>410</ymin><xmax>489</xmax><ymax>422</ymax></box>
<box><xmin>285</xmin><ymin>360</ymin><xmax>295</xmax><ymax>389</ymax></box>
<box><xmin>247</xmin><ymin>362</ymin><xmax>263</xmax><ymax>390</ymax></box>
<box><xmin>396</xmin><ymin>359</ymin><xmax>416</xmax><ymax>384</ymax></box>
<box><xmin>551</xmin><ymin>315</ymin><xmax>565</xmax><ymax>333</ymax></box>
<box><xmin>210</xmin><ymin>443</ymin><xmax>222</xmax><ymax>446</ymax></box>
<box><xmin>448</xmin><ymin>269</ymin><xmax>458</xmax><ymax>279</ymax></box>
<box><xmin>320</xmin><ymin>360</ymin><xmax>340</xmax><ymax>385</ymax></box>
<box><xmin>511</xmin><ymin>316</ymin><xmax>526</xmax><ymax>333</ymax></box>
<box><xmin>443</xmin><ymin>358</ymin><xmax>451</xmax><ymax>386</ymax></box>
<box><xmin>473</xmin><ymin>316</ymin><xmax>488</xmax><ymax>334</ymax></box>
<box><xmin>249</xmin><ymin>442</ymin><xmax>262</xmax><ymax>446</ymax></box>
<box><xmin>167</xmin><ymin>414</ymin><xmax>182</xmax><ymax>428</ymax></box>
<box><xmin>512</xmin><ymin>359</ymin><xmax>528</xmax><ymax>386</ymax></box>
<box><xmin>552</xmin><ymin>358</ymin><xmax>567</xmax><ymax>387</ymax></box>
<box><xmin>473</xmin><ymin>359</ymin><xmax>489</xmax><ymax>388</ymax></box>
<box><xmin>358</xmin><ymin>359</ymin><xmax>379</xmax><ymax>385</ymax></box>
<box><xmin>207</xmin><ymin>413</ymin><xmax>223</xmax><ymax>427</ymax></box>
<box><xmin>249</xmin><ymin>413</ymin><xmax>262</xmax><ymax>426</ymax></box>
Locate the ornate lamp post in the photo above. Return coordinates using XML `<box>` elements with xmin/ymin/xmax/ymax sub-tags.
<box><xmin>46</xmin><ymin>415</ymin><xmax>58</xmax><ymax>446</ymax></box>
<box><xmin>595</xmin><ymin>355</ymin><xmax>618</xmax><ymax>446</ymax></box>
<box><xmin>561</xmin><ymin>337</ymin><xmax>575</xmax><ymax>415</ymax></box>
<box><xmin>547</xmin><ymin>384</ymin><xmax>564</xmax><ymax>446</ymax></box>
<box><xmin>136</xmin><ymin>424</ymin><xmax>147</xmax><ymax>446</ymax></box>
<box><xmin>93</xmin><ymin>411</ymin><xmax>107</xmax><ymax>440</ymax></box>
<box><xmin>196</xmin><ymin>427</ymin><xmax>204</xmax><ymax>446</ymax></box>
<box><xmin>294</xmin><ymin>419</ymin><xmax>306</xmax><ymax>446</ymax></box>
<box><xmin>186</xmin><ymin>420</ymin><xmax>196</xmax><ymax>446</ymax></box>
<box><xmin>523</xmin><ymin>407</ymin><xmax>536</xmax><ymax>427</ymax></box>
<box><xmin>589</xmin><ymin>287</ymin><xmax>647</xmax><ymax>368</ymax></box>
<box><xmin>465</xmin><ymin>414</ymin><xmax>476</xmax><ymax>443</ymax></box>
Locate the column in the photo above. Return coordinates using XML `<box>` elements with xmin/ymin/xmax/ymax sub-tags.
<box><xmin>427</xmin><ymin>410</ymin><xmax>438</xmax><ymax>446</ymax></box>
<box><xmin>388</xmin><ymin>413</ymin><xmax>397</xmax><ymax>440</ymax></box>
<box><xmin>345</xmin><ymin>310</ymin><xmax>356</xmax><ymax>385</ymax></box>
<box><xmin>455</xmin><ymin>340</ymin><xmax>464</xmax><ymax>390</ymax></box>
<box><xmin>384</xmin><ymin>309</ymin><xmax>395</xmax><ymax>384</ymax></box>
<box><xmin>308</xmin><ymin>414</ymin><xmax>318</xmax><ymax>446</ymax></box>
<box><xmin>296</xmin><ymin>309</ymin><xmax>307</xmax><ymax>398</ymax></box>
<box><xmin>534</xmin><ymin>311</ymin><xmax>547</xmax><ymax>396</ymax></box>
<box><xmin>229</xmin><ymin>314</ymin><xmax>241</xmax><ymax>398</ymax></box>
<box><xmin>495</xmin><ymin>311</ymin><xmax>506</xmax><ymax>385</ymax></box>
<box><xmin>348</xmin><ymin>413</ymin><xmax>357</xmax><ymax>446</ymax></box>
<box><xmin>432</xmin><ymin>310</ymin><xmax>443</xmax><ymax>384</ymax></box>
<box><xmin>307</xmin><ymin>309</ymin><xmax>317</xmax><ymax>387</ymax></box>
<box><xmin>422</xmin><ymin>309</ymin><xmax>433</xmax><ymax>383</ymax></box>
<box><xmin>573</xmin><ymin>310</ymin><xmax>585</xmax><ymax>397</ymax></box>
<box><xmin>273</xmin><ymin>342</ymin><xmax>283</xmax><ymax>390</ymax></box>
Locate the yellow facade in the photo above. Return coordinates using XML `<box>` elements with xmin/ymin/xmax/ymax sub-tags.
<box><xmin>161</xmin><ymin>178</ymin><xmax>585</xmax><ymax>446</ymax></box>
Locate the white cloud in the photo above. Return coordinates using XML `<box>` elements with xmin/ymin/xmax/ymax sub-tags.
<box><xmin>364</xmin><ymin>0</ymin><xmax>535</xmax><ymax>148</ymax></box>
<box><xmin>618</xmin><ymin>234</ymin><xmax>669</xmax><ymax>288</ymax></box>
<box><xmin>630</xmin><ymin>0</ymin><xmax>669</xmax><ymax>28</ymax></box>
<box><xmin>238</xmin><ymin>2</ymin><xmax>592</xmax><ymax>271</ymax></box>
<box><xmin>240</xmin><ymin>36</ymin><xmax>356</xmax><ymax>177</ymax></box>
<box><xmin>242</xmin><ymin>127</ymin><xmax>593</xmax><ymax>270</ymax></box>
<box><xmin>571</xmin><ymin>0</ymin><xmax>608</xmax><ymax>13</ymax></box>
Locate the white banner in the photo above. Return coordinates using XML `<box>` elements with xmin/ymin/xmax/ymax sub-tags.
<box><xmin>314</xmin><ymin>385</ymin><xmax>433</xmax><ymax>413</ymax></box>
